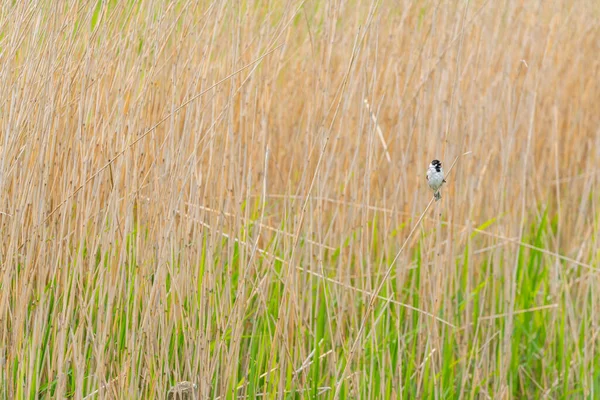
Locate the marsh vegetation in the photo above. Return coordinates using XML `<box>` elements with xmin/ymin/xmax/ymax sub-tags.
<box><xmin>0</xmin><ymin>0</ymin><xmax>599</xmax><ymax>398</ymax></box>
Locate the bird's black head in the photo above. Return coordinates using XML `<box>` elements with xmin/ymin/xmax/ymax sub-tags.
<box><xmin>431</xmin><ymin>159</ymin><xmax>442</xmax><ymax>172</ymax></box>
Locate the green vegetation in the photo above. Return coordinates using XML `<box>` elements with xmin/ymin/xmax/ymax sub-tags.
<box><xmin>0</xmin><ymin>0</ymin><xmax>598</xmax><ymax>398</ymax></box>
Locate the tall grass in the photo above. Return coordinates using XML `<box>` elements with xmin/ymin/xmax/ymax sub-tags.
<box><xmin>0</xmin><ymin>0</ymin><xmax>598</xmax><ymax>398</ymax></box>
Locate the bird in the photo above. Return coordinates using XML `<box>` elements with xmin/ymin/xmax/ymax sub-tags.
<box><xmin>426</xmin><ymin>159</ymin><xmax>446</xmax><ymax>201</ymax></box>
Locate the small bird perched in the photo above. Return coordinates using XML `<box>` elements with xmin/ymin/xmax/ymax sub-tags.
<box><xmin>426</xmin><ymin>159</ymin><xmax>446</xmax><ymax>201</ymax></box>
